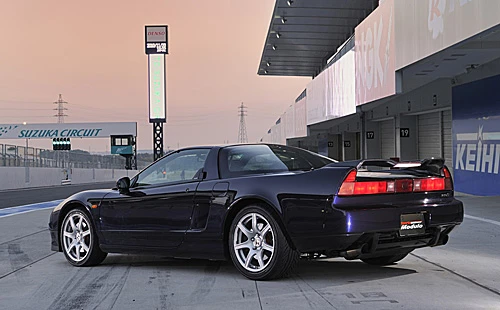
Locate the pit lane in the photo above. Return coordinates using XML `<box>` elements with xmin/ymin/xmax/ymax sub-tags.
<box><xmin>1</xmin><ymin>189</ymin><xmax>499</xmax><ymax>310</ymax></box>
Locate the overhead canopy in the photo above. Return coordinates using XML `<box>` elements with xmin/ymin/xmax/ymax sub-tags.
<box><xmin>258</xmin><ymin>0</ymin><xmax>378</xmax><ymax>77</ymax></box>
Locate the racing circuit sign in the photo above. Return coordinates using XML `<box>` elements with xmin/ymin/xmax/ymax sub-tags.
<box><xmin>0</xmin><ymin>122</ymin><xmax>137</xmax><ymax>139</ymax></box>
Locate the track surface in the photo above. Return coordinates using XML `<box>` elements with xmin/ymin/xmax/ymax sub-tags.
<box><xmin>0</xmin><ymin>182</ymin><xmax>115</xmax><ymax>209</ymax></box>
<box><xmin>0</xmin><ymin>191</ymin><xmax>499</xmax><ymax>309</ymax></box>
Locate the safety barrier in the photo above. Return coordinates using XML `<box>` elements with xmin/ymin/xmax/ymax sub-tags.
<box><xmin>0</xmin><ymin>167</ymin><xmax>137</xmax><ymax>191</ymax></box>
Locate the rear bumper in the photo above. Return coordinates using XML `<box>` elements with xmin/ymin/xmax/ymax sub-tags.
<box><xmin>291</xmin><ymin>197</ymin><xmax>463</xmax><ymax>253</ymax></box>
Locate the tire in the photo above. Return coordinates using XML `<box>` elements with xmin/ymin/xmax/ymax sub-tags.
<box><xmin>229</xmin><ymin>205</ymin><xmax>299</xmax><ymax>280</ymax></box>
<box><xmin>60</xmin><ymin>208</ymin><xmax>107</xmax><ymax>267</ymax></box>
<box><xmin>361</xmin><ymin>252</ymin><xmax>410</xmax><ymax>266</ymax></box>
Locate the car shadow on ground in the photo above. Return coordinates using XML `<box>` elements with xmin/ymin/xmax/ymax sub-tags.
<box><xmin>92</xmin><ymin>254</ymin><xmax>416</xmax><ymax>284</ymax></box>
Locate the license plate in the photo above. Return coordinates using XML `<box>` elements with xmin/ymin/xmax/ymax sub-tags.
<box><xmin>399</xmin><ymin>213</ymin><xmax>425</xmax><ymax>237</ymax></box>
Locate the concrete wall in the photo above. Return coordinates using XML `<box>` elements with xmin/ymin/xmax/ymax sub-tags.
<box><xmin>0</xmin><ymin>167</ymin><xmax>136</xmax><ymax>191</ymax></box>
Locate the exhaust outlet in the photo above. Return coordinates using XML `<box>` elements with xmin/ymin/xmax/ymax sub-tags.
<box><xmin>340</xmin><ymin>244</ymin><xmax>368</xmax><ymax>260</ymax></box>
<box><xmin>439</xmin><ymin>234</ymin><xmax>449</xmax><ymax>246</ymax></box>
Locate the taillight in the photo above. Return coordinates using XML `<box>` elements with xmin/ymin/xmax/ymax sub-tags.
<box><xmin>338</xmin><ymin>170</ymin><xmax>390</xmax><ymax>196</ymax></box>
<box><xmin>338</xmin><ymin>169</ymin><xmax>453</xmax><ymax>196</ymax></box>
<box><xmin>413</xmin><ymin>178</ymin><xmax>445</xmax><ymax>192</ymax></box>
<box><xmin>443</xmin><ymin>166</ymin><xmax>453</xmax><ymax>190</ymax></box>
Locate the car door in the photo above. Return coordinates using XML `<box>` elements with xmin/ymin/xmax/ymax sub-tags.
<box><xmin>99</xmin><ymin>148</ymin><xmax>210</xmax><ymax>249</ymax></box>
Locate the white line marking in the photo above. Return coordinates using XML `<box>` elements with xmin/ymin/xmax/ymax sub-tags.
<box><xmin>0</xmin><ymin>208</ymin><xmax>56</xmax><ymax>218</ymax></box>
<box><xmin>464</xmin><ymin>214</ymin><xmax>500</xmax><ymax>227</ymax></box>
<box><xmin>456</xmin><ymin>133</ymin><xmax>477</xmax><ymax>141</ymax></box>
<box><xmin>483</xmin><ymin>132</ymin><xmax>500</xmax><ymax>141</ymax></box>
<box><xmin>0</xmin><ymin>200</ymin><xmax>63</xmax><ymax>219</ymax></box>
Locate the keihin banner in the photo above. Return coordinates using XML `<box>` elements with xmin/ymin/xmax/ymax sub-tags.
<box><xmin>395</xmin><ymin>0</ymin><xmax>500</xmax><ymax>69</ymax></box>
<box><xmin>452</xmin><ymin>74</ymin><xmax>500</xmax><ymax>196</ymax></box>
<box><xmin>355</xmin><ymin>0</ymin><xmax>396</xmax><ymax>106</ymax></box>
<box><xmin>0</xmin><ymin>122</ymin><xmax>137</xmax><ymax>139</ymax></box>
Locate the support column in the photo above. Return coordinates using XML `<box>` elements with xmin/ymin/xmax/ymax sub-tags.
<box><xmin>153</xmin><ymin>122</ymin><xmax>164</xmax><ymax>161</ymax></box>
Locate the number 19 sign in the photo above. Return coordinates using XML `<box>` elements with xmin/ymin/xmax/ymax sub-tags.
<box><xmin>146</xmin><ymin>25</ymin><xmax>168</xmax><ymax>123</ymax></box>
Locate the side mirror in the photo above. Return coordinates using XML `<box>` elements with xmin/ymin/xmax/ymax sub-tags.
<box><xmin>116</xmin><ymin>177</ymin><xmax>130</xmax><ymax>193</ymax></box>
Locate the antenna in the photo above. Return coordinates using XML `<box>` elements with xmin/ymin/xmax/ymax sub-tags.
<box><xmin>238</xmin><ymin>102</ymin><xmax>248</xmax><ymax>143</ymax></box>
<box><xmin>53</xmin><ymin>94</ymin><xmax>68</xmax><ymax>123</ymax></box>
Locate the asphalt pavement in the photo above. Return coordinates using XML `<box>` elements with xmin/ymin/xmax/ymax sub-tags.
<box><xmin>0</xmin><ymin>182</ymin><xmax>115</xmax><ymax>209</ymax></box>
<box><xmin>0</xmin><ymin>189</ymin><xmax>499</xmax><ymax>309</ymax></box>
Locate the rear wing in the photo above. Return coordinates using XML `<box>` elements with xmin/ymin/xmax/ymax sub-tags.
<box><xmin>327</xmin><ymin>158</ymin><xmax>447</xmax><ymax>176</ymax></box>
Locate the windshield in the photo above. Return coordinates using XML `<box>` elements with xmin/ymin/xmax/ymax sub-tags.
<box><xmin>218</xmin><ymin>144</ymin><xmax>335</xmax><ymax>178</ymax></box>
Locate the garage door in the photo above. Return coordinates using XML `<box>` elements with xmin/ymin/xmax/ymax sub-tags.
<box><xmin>380</xmin><ymin>119</ymin><xmax>395</xmax><ymax>159</ymax></box>
<box><xmin>418</xmin><ymin>112</ymin><xmax>441</xmax><ymax>160</ymax></box>
<box><xmin>442</xmin><ymin>110</ymin><xmax>453</xmax><ymax>174</ymax></box>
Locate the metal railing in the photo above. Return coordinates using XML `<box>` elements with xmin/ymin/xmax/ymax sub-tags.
<box><xmin>0</xmin><ymin>144</ymin><xmax>150</xmax><ymax>170</ymax></box>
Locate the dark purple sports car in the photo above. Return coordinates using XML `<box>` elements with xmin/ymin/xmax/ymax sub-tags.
<box><xmin>49</xmin><ymin>144</ymin><xmax>463</xmax><ymax>280</ymax></box>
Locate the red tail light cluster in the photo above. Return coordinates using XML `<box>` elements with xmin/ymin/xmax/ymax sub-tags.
<box><xmin>338</xmin><ymin>167</ymin><xmax>453</xmax><ymax>196</ymax></box>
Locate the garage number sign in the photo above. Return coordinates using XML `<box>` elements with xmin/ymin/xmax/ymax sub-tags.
<box><xmin>366</xmin><ymin>131</ymin><xmax>375</xmax><ymax>139</ymax></box>
<box><xmin>400</xmin><ymin>128</ymin><xmax>410</xmax><ymax>138</ymax></box>
<box><xmin>344</xmin><ymin>141</ymin><xmax>351</xmax><ymax>147</ymax></box>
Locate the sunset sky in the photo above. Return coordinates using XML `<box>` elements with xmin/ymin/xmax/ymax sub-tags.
<box><xmin>0</xmin><ymin>0</ymin><xmax>309</xmax><ymax>152</ymax></box>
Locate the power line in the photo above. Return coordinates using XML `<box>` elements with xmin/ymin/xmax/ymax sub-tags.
<box><xmin>53</xmin><ymin>94</ymin><xmax>68</xmax><ymax>123</ymax></box>
<box><xmin>238</xmin><ymin>102</ymin><xmax>248</xmax><ymax>144</ymax></box>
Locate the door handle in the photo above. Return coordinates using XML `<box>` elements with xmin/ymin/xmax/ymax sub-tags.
<box><xmin>185</xmin><ymin>188</ymin><xmax>190</xmax><ymax>192</ymax></box>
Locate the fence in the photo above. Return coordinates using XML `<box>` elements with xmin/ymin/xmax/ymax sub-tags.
<box><xmin>0</xmin><ymin>144</ymin><xmax>150</xmax><ymax>170</ymax></box>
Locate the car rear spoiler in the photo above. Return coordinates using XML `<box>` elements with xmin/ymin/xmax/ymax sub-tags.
<box><xmin>326</xmin><ymin>158</ymin><xmax>446</xmax><ymax>176</ymax></box>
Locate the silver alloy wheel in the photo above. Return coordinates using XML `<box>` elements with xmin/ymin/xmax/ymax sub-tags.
<box><xmin>62</xmin><ymin>212</ymin><xmax>92</xmax><ymax>262</ymax></box>
<box><xmin>233</xmin><ymin>212</ymin><xmax>275</xmax><ymax>272</ymax></box>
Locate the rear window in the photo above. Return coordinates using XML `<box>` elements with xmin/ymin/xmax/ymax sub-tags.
<box><xmin>218</xmin><ymin>144</ymin><xmax>335</xmax><ymax>178</ymax></box>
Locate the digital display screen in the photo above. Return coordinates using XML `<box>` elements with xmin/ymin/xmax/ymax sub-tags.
<box><xmin>146</xmin><ymin>42</ymin><xmax>167</xmax><ymax>53</ymax></box>
<box><xmin>148</xmin><ymin>54</ymin><xmax>166</xmax><ymax>122</ymax></box>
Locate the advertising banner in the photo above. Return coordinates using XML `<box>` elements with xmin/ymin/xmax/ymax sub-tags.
<box><xmin>355</xmin><ymin>0</ymin><xmax>396</xmax><ymax>106</ymax></box>
<box><xmin>306</xmin><ymin>71</ymin><xmax>327</xmax><ymax>125</ymax></box>
<box><xmin>284</xmin><ymin>105</ymin><xmax>295</xmax><ymax>139</ymax></box>
<box><xmin>452</xmin><ymin>74</ymin><xmax>500</xmax><ymax>196</ymax></box>
<box><xmin>145</xmin><ymin>25</ymin><xmax>168</xmax><ymax>55</ymax></box>
<box><xmin>326</xmin><ymin>50</ymin><xmax>356</xmax><ymax>118</ymax></box>
<box><xmin>395</xmin><ymin>0</ymin><xmax>500</xmax><ymax>69</ymax></box>
<box><xmin>0</xmin><ymin>122</ymin><xmax>137</xmax><ymax>140</ymax></box>
<box><xmin>294</xmin><ymin>97</ymin><xmax>307</xmax><ymax>138</ymax></box>
<box><xmin>148</xmin><ymin>54</ymin><xmax>167</xmax><ymax>123</ymax></box>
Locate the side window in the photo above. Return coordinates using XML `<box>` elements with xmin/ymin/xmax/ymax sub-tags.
<box><xmin>135</xmin><ymin>149</ymin><xmax>209</xmax><ymax>186</ymax></box>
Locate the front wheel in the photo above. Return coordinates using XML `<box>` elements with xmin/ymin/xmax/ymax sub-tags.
<box><xmin>229</xmin><ymin>205</ymin><xmax>299</xmax><ymax>280</ymax></box>
<box><xmin>61</xmin><ymin>208</ymin><xmax>107</xmax><ymax>267</ymax></box>
<box><xmin>361</xmin><ymin>252</ymin><xmax>410</xmax><ymax>266</ymax></box>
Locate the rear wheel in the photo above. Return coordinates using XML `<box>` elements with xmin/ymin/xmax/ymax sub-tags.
<box><xmin>61</xmin><ymin>208</ymin><xmax>107</xmax><ymax>267</ymax></box>
<box><xmin>361</xmin><ymin>252</ymin><xmax>410</xmax><ymax>266</ymax></box>
<box><xmin>229</xmin><ymin>205</ymin><xmax>299</xmax><ymax>280</ymax></box>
